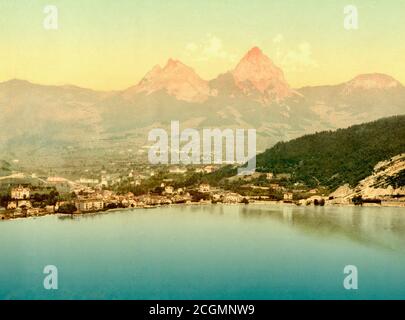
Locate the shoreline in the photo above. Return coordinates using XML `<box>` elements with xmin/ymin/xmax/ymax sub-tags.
<box><xmin>1</xmin><ymin>199</ymin><xmax>404</xmax><ymax>222</ymax></box>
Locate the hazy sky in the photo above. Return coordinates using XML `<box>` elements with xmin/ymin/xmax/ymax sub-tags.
<box><xmin>1</xmin><ymin>0</ymin><xmax>404</xmax><ymax>90</ymax></box>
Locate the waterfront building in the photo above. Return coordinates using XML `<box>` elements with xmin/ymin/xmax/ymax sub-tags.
<box><xmin>75</xmin><ymin>199</ymin><xmax>104</xmax><ymax>212</ymax></box>
<box><xmin>284</xmin><ymin>192</ymin><xmax>294</xmax><ymax>200</ymax></box>
<box><xmin>11</xmin><ymin>186</ymin><xmax>30</xmax><ymax>200</ymax></box>
<box><xmin>164</xmin><ymin>186</ymin><xmax>174</xmax><ymax>194</ymax></box>
<box><xmin>199</xmin><ymin>184</ymin><xmax>211</xmax><ymax>193</ymax></box>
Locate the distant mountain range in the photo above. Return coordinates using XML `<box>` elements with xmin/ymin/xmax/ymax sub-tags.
<box><xmin>1</xmin><ymin>47</ymin><xmax>404</xmax><ymax>167</ymax></box>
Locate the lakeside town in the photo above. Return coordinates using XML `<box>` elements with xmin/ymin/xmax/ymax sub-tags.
<box><xmin>0</xmin><ymin>164</ymin><xmax>283</xmax><ymax>220</ymax></box>
<box><xmin>1</xmin><ymin>157</ymin><xmax>404</xmax><ymax>221</ymax></box>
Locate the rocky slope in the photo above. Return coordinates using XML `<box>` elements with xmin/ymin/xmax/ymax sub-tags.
<box><xmin>122</xmin><ymin>59</ymin><xmax>211</xmax><ymax>103</ymax></box>
<box><xmin>330</xmin><ymin>153</ymin><xmax>405</xmax><ymax>204</ymax></box>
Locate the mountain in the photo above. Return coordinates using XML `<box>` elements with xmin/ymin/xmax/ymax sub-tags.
<box><xmin>343</xmin><ymin>73</ymin><xmax>402</xmax><ymax>93</ymax></box>
<box><xmin>298</xmin><ymin>73</ymin><xmax>405</xmax><ymax>128</ymax></box>
<box><xmin>0</xmin><ymin>80</ymin><xmax>110</xmax><ymax>151</ymax></box>
<box><xmin>254</xmin><ymin>115</ymin><xmax>405</xmax><ymax>190</ymax></box>
<box><xmin>97</xmin><ymin>48</ymin><xmax>321</xmax><ymax>151</ymax></box>
<box><xmin>210</xmin><ymin>47</ymin><xmax>294</xmax><ymax>102</ymax></box>
<box><xmin>231</xmin><ymin>46</ymin><xmax>293</xmax><ymax>100</ymax></box>
<box><xmin>0</xmin><ymin>47</ymin><xmax>404</xmax><ymax>168</ymax></box>
<box><xmin>122</xmin><ymin>59</ymin><xmax>211</xmax><ymax>103</ymax></box>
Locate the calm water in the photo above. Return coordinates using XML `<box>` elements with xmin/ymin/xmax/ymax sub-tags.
<box><xmin>0</xmin><ymin>204</ymin><xmax>404</xmax><ymax>300</ymax></box>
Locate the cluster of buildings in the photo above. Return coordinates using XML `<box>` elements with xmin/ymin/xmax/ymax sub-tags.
<box><xmin>2</xmin><ymin>180</ymin><xmax>251</xmax><ymax>219</ymax></box>
<box><xmin>3</xmin><ymin>186</ymin><xmax>50</xmax><ymax>218</ymax></box>
<box><xmin>7</xmin><ymin>186</ymin><xmax>32</xmax><ymax>210</ymax></box>
<box><xmin>0</xmin><ymin>166</ymin><xmax>318</xmax><ymax>221</ymax></box>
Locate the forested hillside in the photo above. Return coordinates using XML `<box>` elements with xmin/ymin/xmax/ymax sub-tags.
<box><xmin>255</xmin><ymin>116</ymin><xmax>405</xmax><ymax>190</ymax></box>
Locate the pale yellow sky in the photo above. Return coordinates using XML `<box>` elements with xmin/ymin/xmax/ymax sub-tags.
<box><xmin>1</xmin><ymin>0</ymin><xmax>404</xmax><ymax>90</ymax></box>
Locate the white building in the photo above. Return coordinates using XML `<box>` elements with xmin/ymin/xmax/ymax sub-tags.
<box><xmin>7</xmin><ymin>201</ymin><xmax>17</xmax><ymax>210</ymax></box>
<box><xmin>195</xmin><ymin>166</ymin><xmax>217</xmax><ymax>174</ymax></box>
<box><xmin>169</xmin><ymin>167</ymin><xmax>187</xmax><ymax>174</ymax></box>
<box><xmin>75</xmin><ymin>199</ymin><xmax>104</xmax><ymax>212</ymax></box>
<box><xmin>164</xmin><ymin>186</ymin><xmax>174</xmax><ymax>194</ymax></box>
<box><xmin>11</xmin><ymin>186</ymin><xmax>30</xmax><ymax>200</ymax></box>
<box><xmin>199</xmin><ymin>184</ymin><xmax>211</xmax><ymax>193</ymax></box>
<box><xmin>78</xmin><ymin>178</ymin><xmax>99</xmax><ymax>186</ymax></box>
<box><xmin>222</xmin><ymin>193</ymin><xmax>242</xmax><ymax>204</ymax></box>
<box><xmin>284</xmin><ymin>192</ymin><xmax>293</xmax><ymax>200</ymax></box>
<box><xmin>47</xmin><ymin>177</ymin><xmax>72</xmax><ymax>193</ymax></box>
<box><xmin>47</xmin><ymin>177</ymin><xmax>67</xmax><ymax>183</ymax></box>
<box><xmin>7</xmin><ymin>200</ymin><xmax>32</xmax><ymax>209</ymax></box>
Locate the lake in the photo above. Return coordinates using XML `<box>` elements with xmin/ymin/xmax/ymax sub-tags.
<box><xmin>0</xmin><ymin>204</ymin><xmax>404</xmax><ymax>299</ymax></box>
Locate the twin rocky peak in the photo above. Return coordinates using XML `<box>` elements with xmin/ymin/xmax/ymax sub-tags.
<box><xmin>123</xmin><ymin>47</ymin><xmax>293</xmax><ymax>103</ymax></box>
<box><xmin>123</xmin><ymin>46</ymin><xmax>403</xmax><ymax>104</ymax></box>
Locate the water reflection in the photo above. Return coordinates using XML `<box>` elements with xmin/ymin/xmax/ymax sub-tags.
<box><xmin>56</xmin><ymin>204</ymin><xmax>405</xmax><ymax>252</ymax></box>
<box><xmin>240</xmin><ymin>205</ymin><xmax>405</xmax><ymax>252</ymax></box>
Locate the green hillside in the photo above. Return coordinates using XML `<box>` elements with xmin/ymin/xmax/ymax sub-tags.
<box><xmin>255</xmin><ymin>115</ymin><xmax>405</xmax><ymax>190</ymax></box>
